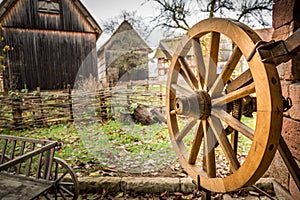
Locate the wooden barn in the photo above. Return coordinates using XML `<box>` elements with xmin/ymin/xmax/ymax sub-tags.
<box><xmin>0</xmin><ymin>0</ymin><xmax>102</xmax><ymax>91</ymax></box>
<box><xmin>97</xmin><ymin>20</ymin><xmax>152</xmax><ymax>87</ymax></box>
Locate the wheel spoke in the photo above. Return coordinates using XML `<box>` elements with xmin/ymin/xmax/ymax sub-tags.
<box><xmin>176</xmin><ymin>119</ymin><xmax>198</xmax><ymax>141</ymax></box>
<box><xmin>208</xmin><ymin>116</ymin><xmax>240</xmax><ymax>172</ymax></box>
<box><xmin>206</xmin><ymin>32</ymin><xmax>220</xmax><ymax>90</ymax></box>
<box><xmin>43</xmin><ymin>192</ymin><xmax>51</xmax><ymax>200</ymax></box>
<box><xmin>204</xmin><ymin>120</ymin><xmax>216</xmax><ymax>178</ymax></box>
<box><xmin>202</xmin><ymin>121</ymin><xmax>207</xmax><ymax>171</ymax></box>
<box><xmin>178</xmin><ymin>56</ymin><xmax>199</xmax><ymax>90</ymax></box>
<box><xmin>171</xmin><ymin>83</ymin><xmax>194</xmax><ymax>96</ymax></box>
<box><xmin>59</xmin><ymin>188</ymin><xmax>67</xmax><ymax>200</ymax></box>
<box><xmin>209</xmin><ymin>46</ymin><xmax>242</xmax><ymax>97</ymax></box>
<box><xmin>59</xmin><ymin>182</ymin><xmax>74</xmax><ymax>186</ymax></box>
<box><xmin>54</xmin><ymin>162</ymin><xmax>58</xmax><ymax>180</ymax></box>
<box><xmin>226</xmin><ymin>69</ymin><xmax>253</xmax><ymax>92</ymax></box>
<box><xmin>59</xmin><ymin>185</ymin><xmax>74</xmax><ymax>197</ymax></box>
<box><xmin>231</xmin><ymin>130</ymin><xmax>239</xmax><ymax>155</ymax></box>
<box><xmin>192</xmin><ymin>38</ymin><xmax>205</xmax><ymax>88</ymax></box>
<box><xmin>211</xmin><ymin>108</ymin><xmax>254</xmax><ymax>140</ymax></box>
<box><xmin>211</xmin><ymin>82</ymin><xmax>255</xmax><ymax>106</ymax></box>
<box><xmin>188</xmin><ymin>120</ymin><xmax>204</xmax><ymax>164</ymax></box>
<box><xmin>56</xmin><ymin>171</ymin><xmax>68</xmax><ymax>183</ymax></box>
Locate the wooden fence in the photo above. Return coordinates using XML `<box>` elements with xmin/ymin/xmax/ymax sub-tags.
<box><xmin>0</xmin><ymin>81</ymin><xmax>166</xmax><ymax>129</ymax></box>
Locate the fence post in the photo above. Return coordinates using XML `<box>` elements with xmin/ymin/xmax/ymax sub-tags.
<box><xmin>160</xmin><ymin>83</ymin><xmax>163</xmax><ymax>113</ymax></box>
<box><xmin>35</xmin><ymin>87</ymin><xmax>45</xmax><ymax>126</ymax></box>
<box><xmin>127</xmin><ymin>80</ymin><xmax>132</xmax><ymax>108</ymax></box>
<box><xmin>12</xmin><ymin>92</ymin><xmax>22</xmax><ymax>129</ymax></box>
<box><xmin>67</xmin><ymin>84</ymin><xmax>74</xmax><ymax>122</ymax></box>
<box><xmin>99</xmin><ymin>88</ymin><xmax>107</xmax><ymax>122</ymax></box>
<box><xmin>107</xmin><ymin>86</ymin><xmax>112</xmax><ymax>119</ymax></box>
<box><xmin>146</xmin><ymin>79</ymin><xmax>149</xmax><ymax>91</ymax></box>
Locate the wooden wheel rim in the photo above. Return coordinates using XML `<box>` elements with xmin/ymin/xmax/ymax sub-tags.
<box><xmin>166</xmin><ymin>18</ymin><xmax>283</xmax><ymax>192</ymax></box>
<box><xmin>44</xmin><ymin>157</ymin><xmax>79</xmax><ymax>200</ymax></box>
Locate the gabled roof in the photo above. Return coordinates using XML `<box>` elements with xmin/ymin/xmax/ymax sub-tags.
<box><xmin>0</xmin><ymin>0</ymin><xmax>102</xmax><ymax>38</ymax></box>
<box><xmin>153</xmin><ymin>36</ymin><xmax>182</xmax><ymax>59</ymax></box>
<box><xmin>98</xmin><ymin>20</ymin><xmax>152</xmax><ymax>53</ymax></box>
<box><xmin>153</xmin><ymin>35</ymin><xmax>195</xmax><ymax>60</ymax></box>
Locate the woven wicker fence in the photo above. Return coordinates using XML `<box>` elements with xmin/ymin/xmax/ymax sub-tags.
<box><xmin>0</xmin><ymin>81</ymin><xmax>166</xmax><ymax>129</ymax></box>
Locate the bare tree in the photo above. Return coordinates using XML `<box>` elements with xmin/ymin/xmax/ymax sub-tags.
<box><xmin>147</xmin><ymin>0</ymin><xmax>191</xmax><ymax>32</ymax></box>
<box><xmin>101</xmin><ymin>10</ymin><xmax>151</xmax><ymax>39</ymax></box>
<box><xmin>197</xmin><ymin>0</ymin><xmax>234</xmax><ymax>18</ymax></box>
<box><xmin>235</xmin><ymin>0</ymin><xmax>273</xmax><ymax>26</ymax></box>
<box><xmin>146</xmin><ymin>0</ymin><xmax>273</xmax><ymax>34</ymax></box>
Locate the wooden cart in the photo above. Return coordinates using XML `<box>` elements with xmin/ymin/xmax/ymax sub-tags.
<box><xmin>0</xmin><ymin>135</ymin><xmax>79</xmax><ymax>199</ymax></box>
<box><xmin>166</xmin><ymin>18</ymin><xmax>300</xmax><ymax>193</ymax></box>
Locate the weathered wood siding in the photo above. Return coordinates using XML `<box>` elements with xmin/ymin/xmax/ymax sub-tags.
<box><xmin>0</xmin><ymin>0</ymin><xmax>99</xmax><ymax>90</ymax></box>
<box><xmin>1</xmin><ymin>0</ymin><xmax>95</xmax><ymax>33</ymax></box>
<box><xmin>4</xmin><ymin>28</ymin><xmax>97</xmax><ymax>90</ymax></box>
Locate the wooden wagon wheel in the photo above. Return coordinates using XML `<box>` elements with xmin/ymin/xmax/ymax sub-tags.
<box><xmin>166</xmin><ymin>18</ymin><xmax>283</xmax><ymax>193</ymax></box>
<box><xmin>42</xmin><ymin>157</ymin><xmax>79</xmax><ymax>200</ymax></box>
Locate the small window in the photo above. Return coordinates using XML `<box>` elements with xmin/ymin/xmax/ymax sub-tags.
<box><xmin>38</xmin><ymin>0</ymin><xmax>60</xmax><ymax>14</ymax></box>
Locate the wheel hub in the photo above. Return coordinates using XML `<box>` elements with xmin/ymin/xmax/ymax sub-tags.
<box><xmin>175</xmin><ymin>91</ymin><xmax>211</xmax><ymax>120</ymax></box>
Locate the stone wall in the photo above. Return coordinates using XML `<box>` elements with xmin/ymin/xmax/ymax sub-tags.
<box><xmin>267</xmin><ymin>0</ymin><xmax>300</xmax><ymax>199</ymax></box>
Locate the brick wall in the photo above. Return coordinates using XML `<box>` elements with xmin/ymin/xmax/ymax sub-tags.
<box><xmin>268</xmin><ymin>0</ymin><xmax>300</xmax><ymax>198</ymax></box>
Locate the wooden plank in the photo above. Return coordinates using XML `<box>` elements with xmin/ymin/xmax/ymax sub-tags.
<box><xmin>0</xmin><ymin>139</ymin><xmax>8</xmax><ymax>164</ymax></box>
<box><xmin>16</xmin><ymin>141</ymin><xmax>26</xmax><ymax>174</ymax></box>
<box><xmin>0</xmin><ymin>142</ymin><xmax>57</xmax><ymax>171</ymax></box>
<box><xmin>26</xmin><ymin>143</ymin><xmax>35</xmax><ymax>176</ymax></box>
<box><xmin>0</xmin><ymin>173</ymin><xmax>52</xmax><ymax>199</ymax></box>
<box><xmin>10</xmin><ymin>140</ymin><xmax>17</xmax><ymax>160</ymax></box>
<box><xmin>0</xmin><ymin>135</ymin><xmax>54</xmax><ymax>145</ymax></box>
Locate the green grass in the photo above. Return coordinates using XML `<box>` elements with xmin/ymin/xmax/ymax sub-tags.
<box><xmin>0</xmin><ymin>112</ymin><xmax>256</xmax><ymax>176</ymax></box>
<box><xmin>78</xmin><ymin>120</ymin><xmax>175</xmax><ymax>174</ymax></box>
<box><xmin>1</xmin><ymin>123</ymin><xmax>100</xmax><ymax>175</ymax></box>
<box><xmin>1</xmin><ymin>120</ymin><xmax>176</xmax><ymax>175</ymax></box>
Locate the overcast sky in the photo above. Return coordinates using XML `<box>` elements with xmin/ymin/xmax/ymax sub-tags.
<box><xmin>0</xmin><ymin>0</ymin><xmax>161</xmax><ymax>47</ymax></box>
<box><xmin>81</xmin><ymin>0</ymin><xmax>155</xmax><ymax>22</ymax></box>
<box><xmin>81</xmin><ymin>0</ymin><xmax>162</xmax><ymax>48</ymax></box>
<box><xmin>73</xmin><ymin>1</ymin><xmax>273</xmax><ymax>48</ymax></box>
<box><xmin>0</xmin><ymin>0</ymin><xmax>272</xmax><ymax>49</ymax></box>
